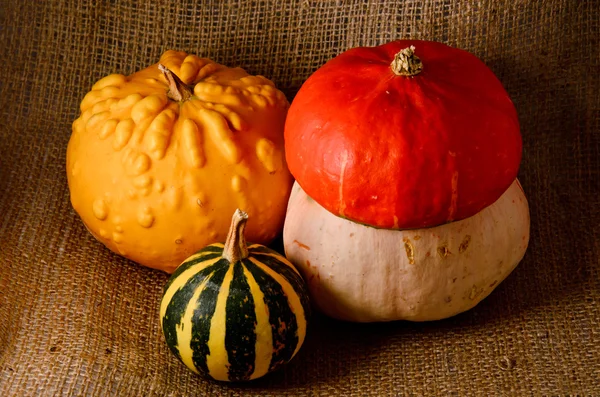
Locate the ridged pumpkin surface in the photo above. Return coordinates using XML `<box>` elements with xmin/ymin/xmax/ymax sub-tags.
<box><xmin>160</xmin><ymin>242</ymin><xmax>310</xmax><ymax>381</ymax></box>
<box><xmin>67</xmin><ymin>50</ymin><xmax>293</xmax><ymax>272</ymax></box>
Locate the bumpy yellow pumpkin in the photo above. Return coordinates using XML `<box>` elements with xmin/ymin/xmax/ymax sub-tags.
<box><xmin>67</xmin><ymin>50</ymin><xmax>293</xmax><ymax>273</ymax></box>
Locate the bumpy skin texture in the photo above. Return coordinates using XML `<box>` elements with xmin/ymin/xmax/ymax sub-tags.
<box><xmin>67</xmin><ymin>50</ymin><xmax>293</xmax><ymax>273</ymax></box>
<box><xmin>285</xmin><ymin>40</ymin><xmax>522</xmax><ymax>229</ymax></box>
<box><xmin>283</xmin><ymin>180</ymin><xmax>530</xmax><ymax>322</ymax></box>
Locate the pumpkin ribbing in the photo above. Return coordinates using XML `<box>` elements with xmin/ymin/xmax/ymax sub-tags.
<box><xmin>160</xmin><ymin>210</ymin><xmax>310</xmax><ymax>381</ymax></box>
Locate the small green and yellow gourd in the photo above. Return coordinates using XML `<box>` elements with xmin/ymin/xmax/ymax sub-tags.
<box><xmin>160</xmin><ymin>209</ymin><xmax>310</xmax><ymax>381</ymax></box>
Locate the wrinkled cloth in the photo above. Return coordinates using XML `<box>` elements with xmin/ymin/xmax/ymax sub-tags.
<box><xmin>0</xmin><ymin>0</ymin><xmax>598</xmax><ymax>395</ymax></box>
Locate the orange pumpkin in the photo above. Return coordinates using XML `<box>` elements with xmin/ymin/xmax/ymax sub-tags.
<box><xmin>284</xmin><ymin>41</ymin><xmax>521</xmax><ymax>229</ymax></box>
<box><xmin>67</xmin><ymin>50</ymin><xmax>293</xmax><ymax>273</ymax></box>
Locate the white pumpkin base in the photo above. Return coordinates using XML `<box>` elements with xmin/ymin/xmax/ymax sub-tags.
<box><xmin>283</xmin><ymin>180</ymin><xmax>530</xmax><ymax>322</ymax></box>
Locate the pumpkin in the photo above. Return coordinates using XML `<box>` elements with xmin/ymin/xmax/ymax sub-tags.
<box><xmin>282</xmin><ymin>40</ymin><xmax>529</xmax><ymax>322</ymax></box>
<box><xmin>160</xmin><ymin>209</ymin><xmax>311</xmax><ymax>381</ymax></box>
<box><xmin>283</xmin><ymin>180</ymin><xmax>529</xmax><ymax>322</ymax></box>
<box><xmin>284</xmin><ymin>40</ymin><xmax>522</xmax><ymax>229</ymax></box>
<box><xmin>66</xmin><ymin>50</ymin><xmax>293</xmax><ymax>273</ymax></box>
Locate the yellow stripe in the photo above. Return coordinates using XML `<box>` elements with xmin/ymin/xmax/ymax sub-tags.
<box><xmin>248</xmin><ymin>257</ymin><xmax>307</xmax><ymax>359</ymax></box>
<box><xmin>174</xmin><ymin>263</ymin><xmax>219</xmax><ymax>374</ymax></box>
<box><xmin>248</xmin><ymin>245</ymin><xmax>302</xmax><ymax>276</ymax></box>
<box><xmin>243</xmin><ymin>266</ymin><xmax>273</xmax><ymax>380</ymax></box>
<box><xmin>206</xmin><ymin>264</ymin><xmax>235</xmax><ymax>381</ymax></box>
<box><xmin>159</xmin><ymin>255</ymin><xmax>221</xmax><ymax>321</ymax></box>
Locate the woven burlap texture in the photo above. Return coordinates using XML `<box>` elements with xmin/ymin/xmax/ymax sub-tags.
<box><xmin>1</xmin><ymin>0</ymin><xmax>598</xmax><ymax>395</ymax></box>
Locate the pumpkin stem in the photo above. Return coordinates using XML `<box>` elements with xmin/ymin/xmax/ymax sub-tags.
<box><xmin>158</xmin><ymin>64</ymin><xmax>193</xmax><ymax>102</ymax></box>
<box><xmin>222</xmin><ymin>209</ymin><xmax>250</xmax><ymax>263</ymax></box>
<box><xmin>390</xmin><ymin>46</ymin><xmax>423</xmax><ymax>77</ymax></box>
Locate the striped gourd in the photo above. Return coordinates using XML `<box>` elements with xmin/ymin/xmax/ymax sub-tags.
<box><xmin>160</xmin><ymin>209</ymin><xmax>311</xmax><ymax>381</ymax></box>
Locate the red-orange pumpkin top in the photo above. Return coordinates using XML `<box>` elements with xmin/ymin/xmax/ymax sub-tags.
<box><xmin>284</xmin><ymin>40</ymin><xmax>522</xmax><ymax>229</ymax></box>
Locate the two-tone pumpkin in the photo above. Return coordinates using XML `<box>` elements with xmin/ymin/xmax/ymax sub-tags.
<box><xmin>282</xmin><ymin>40</ymin><xmax>529</xmax><ymax>322</ymax></box>
<box><xmin>160</xmin><ymin>209</ymin><xmax>311</xmax><ymax>381</ymax></box>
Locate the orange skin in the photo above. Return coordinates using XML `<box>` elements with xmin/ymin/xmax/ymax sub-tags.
<box><xmin>285</xmin><ymin>40</ymin><xmax>522</xmax><ymax>229</ymax></box>
<box><xmin>67</xmin><ymin>51</ymin><xmax>293</xmax><ymax>273</ymax></box>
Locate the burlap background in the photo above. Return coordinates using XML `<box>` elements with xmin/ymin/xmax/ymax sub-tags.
<box><xmin>1</xmin><ymin>0</ymin><xmax>598</xmax><ymax>395</ymax></box>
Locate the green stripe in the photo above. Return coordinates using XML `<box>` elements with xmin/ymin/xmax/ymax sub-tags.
<box><xmin>162</xmin><ymin>260</ymin><xmax>224</xmax><ymax>362</ymax></box>
<box><xmin>202</xmin><ymin>244</ymin><xmax>225</xmax><ymax>253</ymax></box>
<box><xmin>163</xmin><ymin>250</ymin><xmax>222</xmax><ymax>292</ymax></box>
<box><xmin>243</xmin><ymin>258</ymin><xmax>299</xmax><ymax>373</ymax></box>
<box><xmin>190</xmin><ymin>259</ymin><xmax>231</xmax><ymax>375</ymax></box>
<box><xmin>248</xmin><ymin>245</ymin><xmax>279</xmax><ymax>255</ymax></box>
<box><xmin>250</xmin><ymin>253</ymin><xmax>311</xmax><ymax>321</ymax></box>
<box><xmin>224</xmin><ymin>261</ymin><xmax>257</xmax><ymax>381</ymax></box>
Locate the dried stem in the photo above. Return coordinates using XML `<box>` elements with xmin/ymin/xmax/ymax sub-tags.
<box><xmin>222</xmin><ymin>209</ymin><xmax>250</xmax><ymax>263</ymax></box>
<box><xmin>158</xmin><ymin>63</ymin><xmax>193</xmax><ymax>102</ymax></box>
<box><xmin>390</xmin><ymin>46</ymin><xmax>423</xmax><ymax>77</ymax></box>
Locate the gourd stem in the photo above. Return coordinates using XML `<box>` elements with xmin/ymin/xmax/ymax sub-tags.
<box><xmin>158</xmin><ymin>64</ymin><xmax>193</xmax><ymax>102</ymax></box>
<box><xmin>390</xmin><ymin>46</ymin><xmax>423</xmax><ymax>77</ymax></box>
<box><xmin>222</xmin><ymin>209</ymin><xmax>250</xmax><ymax>264</ymax></box>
